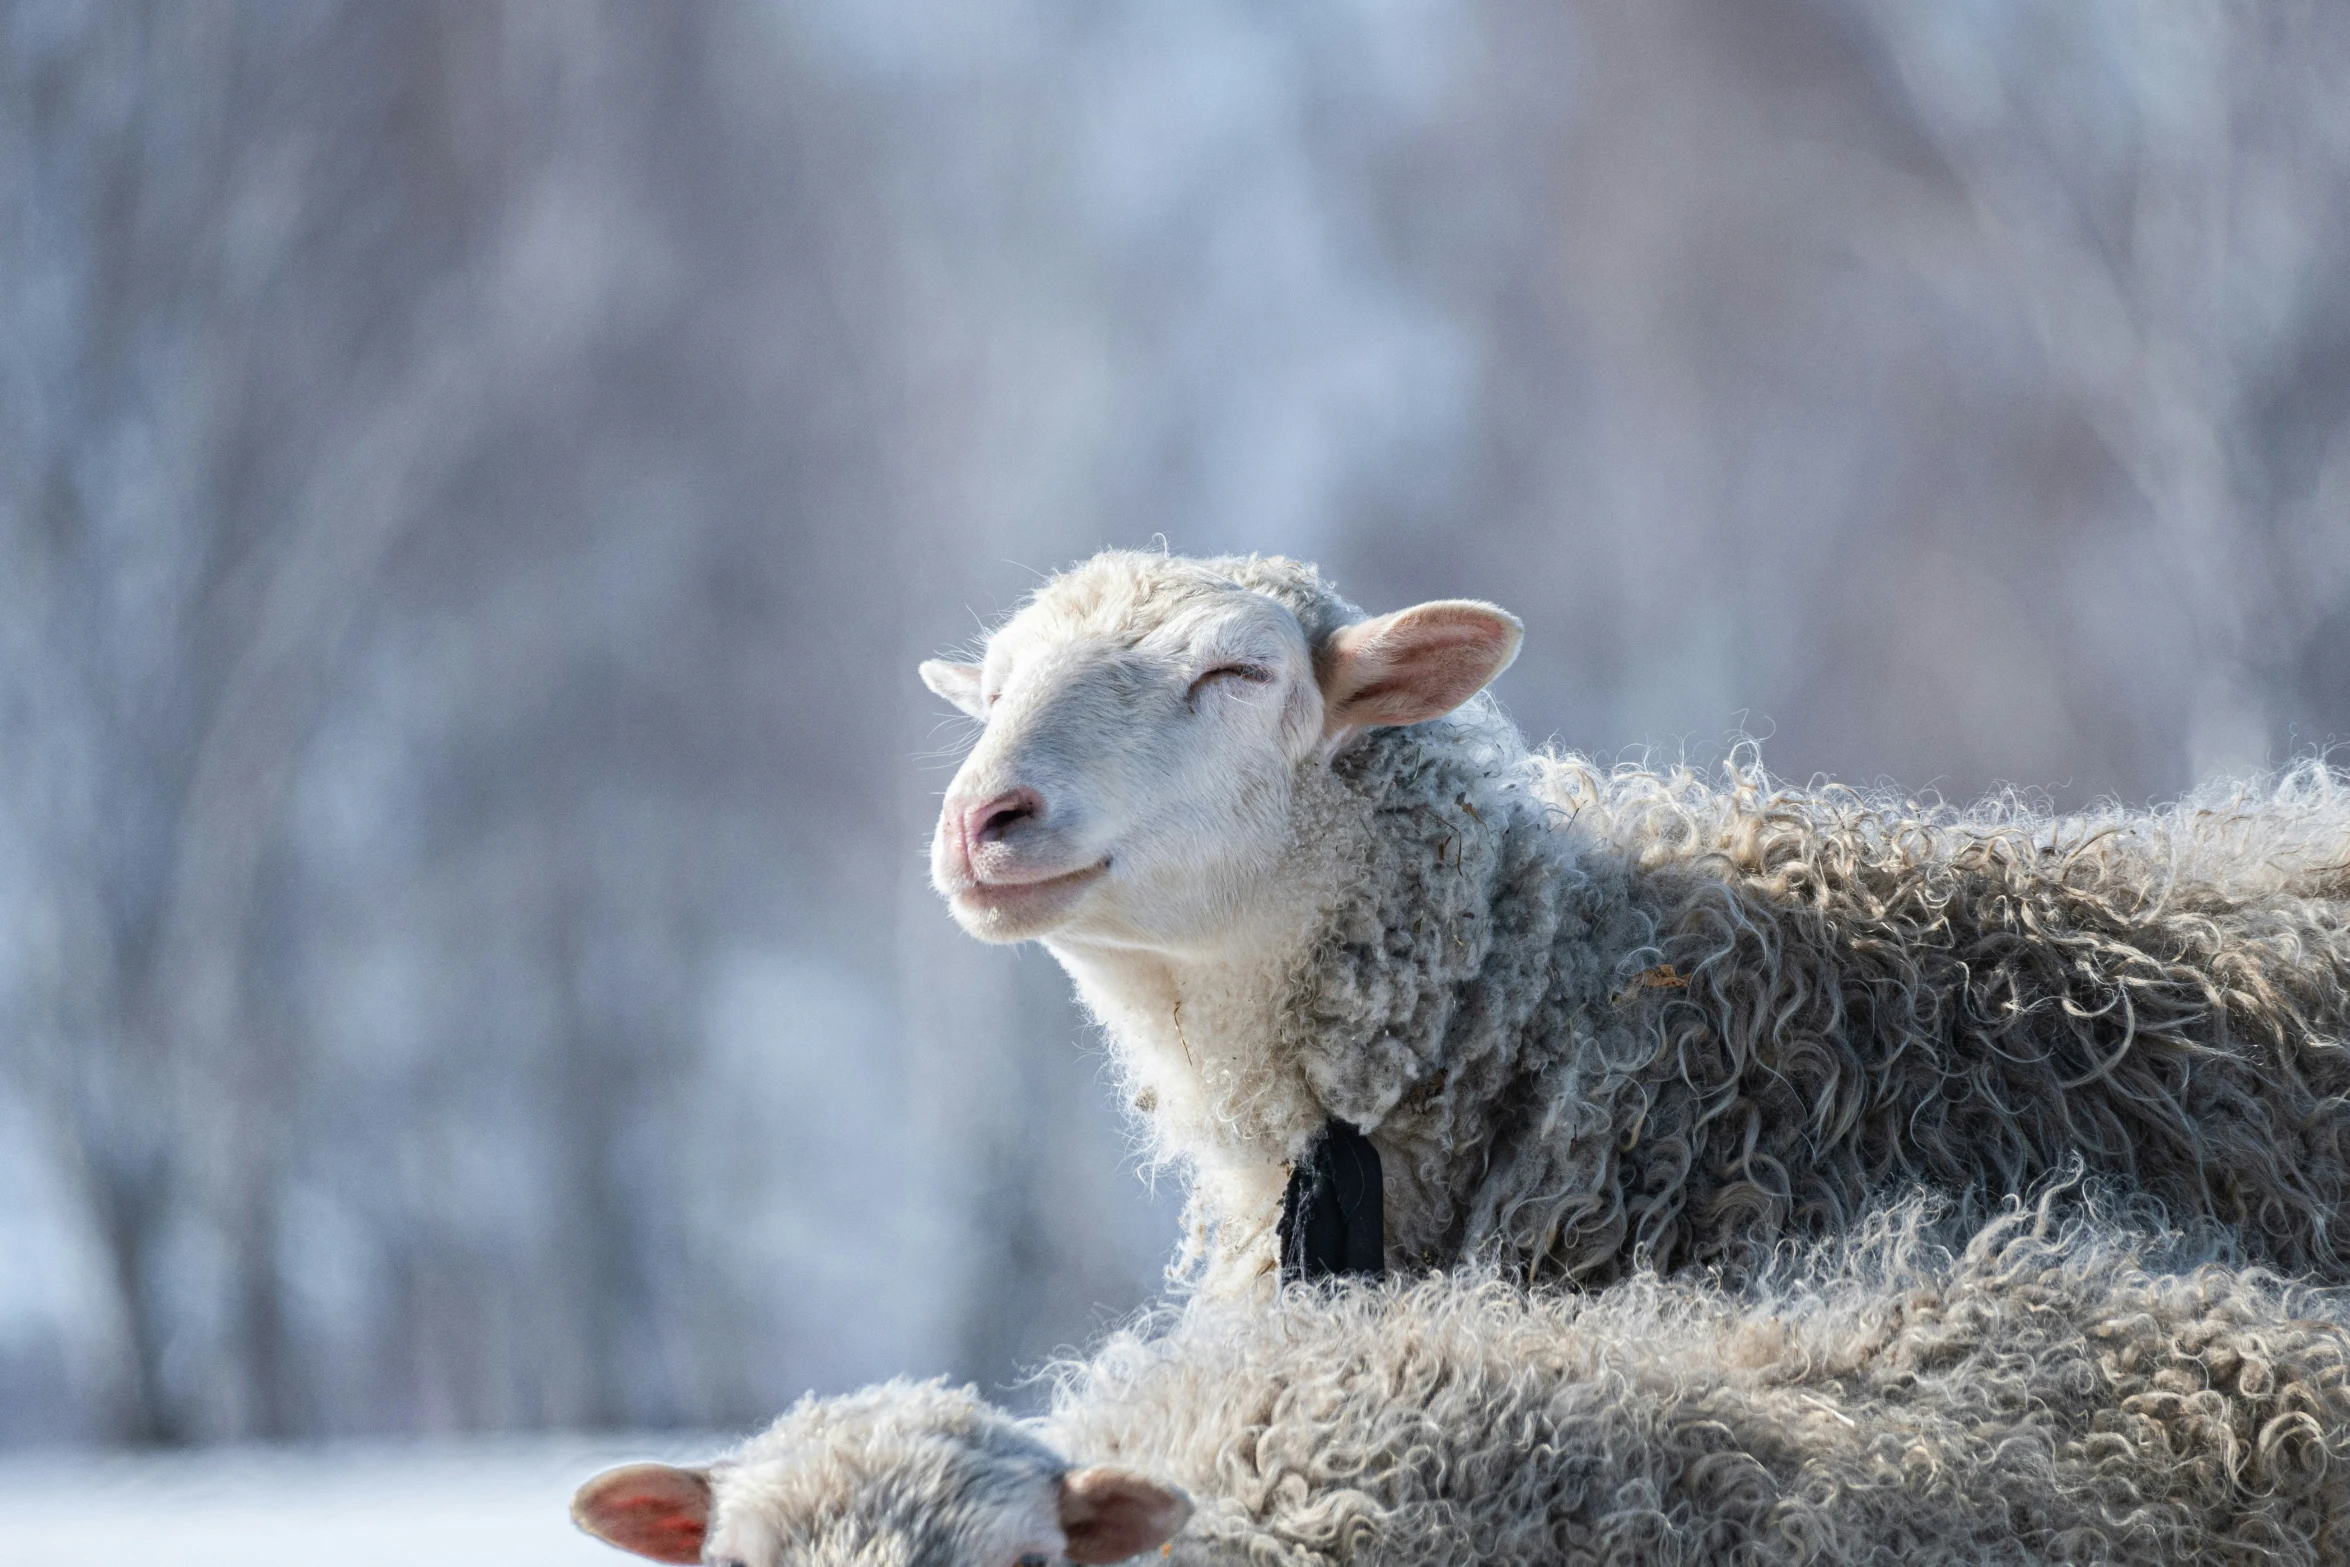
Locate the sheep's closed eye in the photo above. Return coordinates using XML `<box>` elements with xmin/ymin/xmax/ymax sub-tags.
<box><xmin>1188</xmin><ymin>662</ymin><xmax>1274</xmax><ymax>702</ymax></box>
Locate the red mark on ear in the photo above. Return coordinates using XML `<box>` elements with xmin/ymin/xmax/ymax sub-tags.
<box><xmin>571</xmin><ymin>1463</ymin><xmax>713</xmax><ymax>1564</ymax></box>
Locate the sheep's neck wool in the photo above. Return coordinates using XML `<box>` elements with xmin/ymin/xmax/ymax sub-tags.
<box><xmin>1051</xmin><ymin>689</ymin><xmax>1615</xmax><ymax>1293</ymax></box>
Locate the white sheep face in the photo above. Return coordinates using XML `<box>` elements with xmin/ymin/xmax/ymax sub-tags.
<box><xmin>922</xmin><ymin>554</ymin><xmax>1521</xmax><ymax>951</ymax></box>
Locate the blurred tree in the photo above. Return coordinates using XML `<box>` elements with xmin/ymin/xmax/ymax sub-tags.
<box><xmin>0</xmin><ymin>0</ymin><xmax>523</xmax><ymax>1440</ymax></box>
<box><xmin>1851</xmin><ymin>0</ymin><xmax>2350</xmax><ymax>777</ymax></box>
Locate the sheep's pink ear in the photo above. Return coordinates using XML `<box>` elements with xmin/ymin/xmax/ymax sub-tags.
<box><xmin>1319</xmin><ymin>600</ymin><xmax>1522</xmax><ymax>738</ymax></box>
<box><xmin>1057</xmin><ymin>1466</ymin><xmax>1192</xmax><ymax>1564</ymax></box>
<box><xmin>921</xmin><ymin>659</ymin><xmax>989</xmax><ymax>719</ymax></box>
<box><xmin>571</xmin><ymin>1462</ymin><xmax>712</xmax><ymax>1563</ymax></box>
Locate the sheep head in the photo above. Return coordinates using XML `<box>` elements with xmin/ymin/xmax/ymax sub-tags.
<box><xmin>571</xmin><ymin>1381</ymin><xmax>1191</xmax><ymax>1567</ymax></box>
<box><xmin>922</xmin><ymin>551</ymin><xmax>1521</xmax><ymax>947</ymax></box>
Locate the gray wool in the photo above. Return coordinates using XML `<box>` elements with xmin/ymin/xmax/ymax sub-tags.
<box><xmin>1296</xmin><ymin>724</ymin><xmax>2350</xmax><ymax>1286</ymax></box>
<box><xmin>1105</xmin><ymin>556</ymin><xmax>2350</xmax><ymax>1288</ymax></box>
<box><xmin>700</xmin><ymin>1194</ymin><xmax>2350</xmax><ymax>1566</ymax></box>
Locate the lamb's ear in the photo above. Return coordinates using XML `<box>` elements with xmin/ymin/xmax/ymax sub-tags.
<box><xmin>1319</xmin><ymin>600</ymin><xmax>1523</xmax><ymax>738</ymax></box>
<box><xmin>570</xmin><ymin>1462</ymin><xmax>713</xmax><ymax>1563</ymax></box>
<box><xmin>1057</xmin><ymin>1466</ymin><xmax>1192</xmax><ymax>1564</ymax></box>
<box><xmin>921</xmin><ymin>659</ymin><xmax>989</xmax><ymax>719</ymax></box>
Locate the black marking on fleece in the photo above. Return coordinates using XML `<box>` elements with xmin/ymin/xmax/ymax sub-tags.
<box><xmin>1278</xmin><ymin>1118</ymin><xmax>1386</xmax><ymax>1281</ymax></box>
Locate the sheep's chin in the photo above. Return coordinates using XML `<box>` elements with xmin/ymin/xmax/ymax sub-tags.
<box><xmin>950</xmin><ymin>862</ymin><xmax>1110</xmax><ymax>942</ymax></box>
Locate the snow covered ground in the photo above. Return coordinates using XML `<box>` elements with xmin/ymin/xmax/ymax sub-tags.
<box><xmin>0</xmin><ymin>1432</ymin><xmax>728</xmax><ymax>1567</ymax></box>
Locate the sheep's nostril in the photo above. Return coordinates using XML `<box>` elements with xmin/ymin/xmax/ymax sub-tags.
<box><xmin>979</xmin><ymin>803</ymin><xmax>1034</xmax><ymax>842</ymax></box>
<box><xmin>964</xmin><ymin>788</ymin><xmax>1043</xmax><ymax>850</ymax></box>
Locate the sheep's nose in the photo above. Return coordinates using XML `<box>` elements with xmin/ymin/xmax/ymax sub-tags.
<box><xmin>960</xmin><ymin>787</ymin><xmax>1043</xmax><ymax>856</ymax></box>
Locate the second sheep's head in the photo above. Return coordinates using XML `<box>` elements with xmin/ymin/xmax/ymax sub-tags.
<box><xmin>921</xmin><ymin>552</ymin><xmax>1521</xmax><ymax>948</ymax></box>
<box><xmin>570</xmin><ymin>1380</ymin><xmax>1191</xmax><ymax>1567</ymax></box>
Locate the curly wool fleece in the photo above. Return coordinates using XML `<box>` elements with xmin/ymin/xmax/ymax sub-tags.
<box><xmin>1070</xmin><ymin>556</ymin><xmax>2350</xmax><ymax>1293</ymax></box>
<box><xmin>706</xmin><ymin>1197</ymin><xmax>2350</xmax><ymax>1566</ymax></box>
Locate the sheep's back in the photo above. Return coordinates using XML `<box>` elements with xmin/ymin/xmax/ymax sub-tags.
<box><xmin>1494</xmin><ymin>757</ymin><xmax>2350</xmax><ymax>1286</ymax></box>
<box><xmin>1048</xmin><ymin>1209</ymin><xmax>2350</xmax><ymax>1566</ymax></box>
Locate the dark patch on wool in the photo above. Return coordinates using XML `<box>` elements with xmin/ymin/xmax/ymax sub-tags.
<box><xmin>1279</xmin><ymin>1118</ymin><xmax>1386</xmax><ymax>1282</ymax></box>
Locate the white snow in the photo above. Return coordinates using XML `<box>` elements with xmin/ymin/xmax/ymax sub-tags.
<box><xmin>0</xmin><ymin>1432</ymin><xmax>726</xmax><ymax>1567</ymax></box>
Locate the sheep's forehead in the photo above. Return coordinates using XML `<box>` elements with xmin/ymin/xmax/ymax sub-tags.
<box><xmin>715</xmin><ymin>1388</ymin><xmax>1065</xmax><ymax>1566</ymax></box>
<box><xmin>992</xmin><ymin>563</ymin><xmax>1305</xmax><ymax>675</ymax></box>
<box><xmin>715</xmin><ymin>1449</ymin><xmax>1056</xmax><ymax>1567</ymax></box>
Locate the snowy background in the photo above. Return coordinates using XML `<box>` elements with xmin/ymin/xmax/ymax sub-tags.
<box><xmin>5</xmin><ymin>1</ymin><xmax>2350</xmax><ymax>1560</ymax></box>
<box><xmin>0</xmin><ymin>1431</ymin><xmax>729</xmax><ymax>1565</ymax></box>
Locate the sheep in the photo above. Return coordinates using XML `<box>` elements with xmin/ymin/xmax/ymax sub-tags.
<box><xmin>571</xmin><ymin>1195</ymin><xmax>2350</xmax><ymax>1565</ymax></box>
<box><xmin>919</xmin><ymin>549</ymin><xmax>2350</xmax><ymax>1296</ymax></box>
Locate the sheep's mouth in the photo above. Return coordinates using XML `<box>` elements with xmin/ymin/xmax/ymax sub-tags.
<box><xmin>954</xmin><ymin>859</ymin><xmax>1110</xmax><ymax>928</ymax></box>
